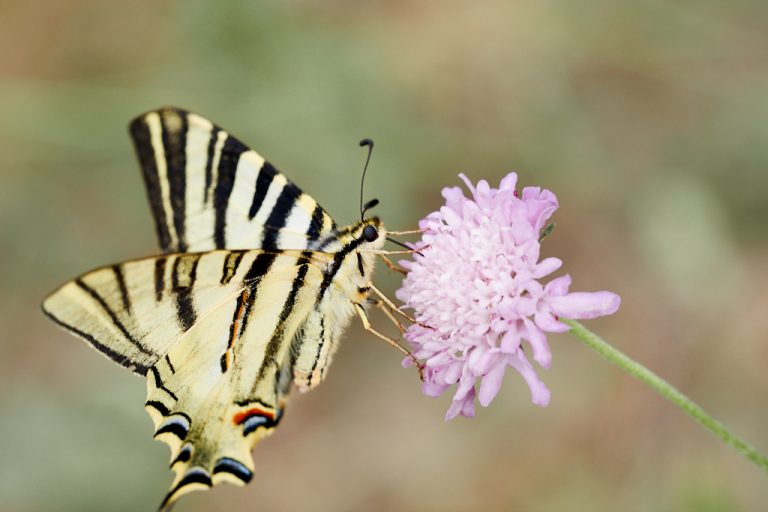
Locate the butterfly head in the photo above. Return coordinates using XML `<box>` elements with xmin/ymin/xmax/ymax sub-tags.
<box><xmin>339</xmin><ymin>216</ymin><xmax>386</xmax><ymax>291</ymax></box>
<box><xmin>351</xmin><ymin>216</ymin><xmax>386</xmax><ymax>250</ymax></box>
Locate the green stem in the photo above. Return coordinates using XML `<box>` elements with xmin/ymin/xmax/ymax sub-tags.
<box><xmin>563</xmin><ymin>318</ymin><xmax>768</xmax><ymax>474</ymax></box>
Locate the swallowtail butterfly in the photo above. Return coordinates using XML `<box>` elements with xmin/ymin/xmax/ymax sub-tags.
<box><xmin>42</xmin><ymin>107</ymin><xmax>412</xmax><ymax>510</ymax></box>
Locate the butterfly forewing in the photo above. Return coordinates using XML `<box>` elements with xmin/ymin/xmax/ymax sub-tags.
<box><xmin>130</xmin><ymin>107</ymin><xmax>337</xmax><ymax>253</ymax></box>
<box><xmin>41</xmin><ymin>250</ymin><xmax>323</xmax><ymax>374</ymax></box>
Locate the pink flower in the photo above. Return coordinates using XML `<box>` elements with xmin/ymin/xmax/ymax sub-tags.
<box><xmin>397</xmin><ymin>173</ymin><xmax>620</xmax><ymax>420</ymax></box>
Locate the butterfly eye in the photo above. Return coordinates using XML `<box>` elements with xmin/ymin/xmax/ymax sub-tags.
<box><xmin>362</xmin><ymin>225</ymin><xmax>379</xmax><ymax>242</ymax></box>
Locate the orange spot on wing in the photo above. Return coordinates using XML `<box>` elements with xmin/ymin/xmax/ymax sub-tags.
<box><xmin>233</xmin><ymin>407</ymin><xmax>275</xmax><ymax>425</ymax></box>
<box><xmin>228</xmin><ymin>290</ymin><xmax>249</xmax><ymax>350</ymax></box>
<box><xmin>222</xmin><ymin>290</ymin><xmax>249</xmax><ymax>372</ymax></box>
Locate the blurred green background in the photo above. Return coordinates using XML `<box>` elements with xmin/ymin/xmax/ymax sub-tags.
<box><xmin>2</xmin><ymin>1</ymin><xmax>767</xmax><ymax>511</ymax></box>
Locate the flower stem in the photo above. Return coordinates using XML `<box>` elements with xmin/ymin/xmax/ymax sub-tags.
<box><xmin>563</xmin><ymin>318</ymin><xmax>768</xmax><ymax>474</ymax></box>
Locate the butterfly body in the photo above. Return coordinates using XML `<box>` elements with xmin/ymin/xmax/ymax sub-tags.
<box><xmin>42</xmin><ymin>108</ymin><xmax>386</xmax><ymax>508</ymax></box>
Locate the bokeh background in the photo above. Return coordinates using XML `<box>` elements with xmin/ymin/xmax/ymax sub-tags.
<box><xmin>2</xmin><ymin>1</ymin><xmax>767</xmax><ymax>511</ymax></box>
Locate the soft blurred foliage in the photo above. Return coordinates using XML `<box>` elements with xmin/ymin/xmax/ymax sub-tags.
<box><xmin>2</xmin><ymin>1</ymin><xmax>767</xmax><ymax>511</ymax></box>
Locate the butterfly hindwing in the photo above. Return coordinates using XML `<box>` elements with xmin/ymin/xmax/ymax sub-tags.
<box><xmin>143</xmin><ymin>251</ymin><xmax>329</xmax><ymax>508</ymax></box>
<box><xmin>129</xmin><ymin>107</ymin><xmax>337</xmax><ymax>253</ymax></box>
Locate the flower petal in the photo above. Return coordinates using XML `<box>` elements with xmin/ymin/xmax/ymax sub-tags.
<box><xmin>443</xmin><ymin>361</ymin><xmax>463</xmax><ymax>384</ymax></box>
<box><xmin>500</xmin><ymin>329</ymin><xmax>521</xmax><ymax>352</ymax></box>
<box><xmin>534</xmin><ymin>307</ymin><xmax>569</xmax><ymax>333</ymax></box>
<box><xmin>441</xmin><ymin>186</ymin><xmax>466</xmax><ymax>213</ymax></box>
<box><xmin>458</xmin><ymin>173</ymin><xmax>476</xmax><ymax>195</ymax></box>
<box><xmin>499</xmin><ymin>172</ymin><xmax>518</xmax><ymax>192</ymax></box>
<box><xmin>533</xmin><ymin>257</ymin><xmax>562</xmax><ymax>279</ymax></box>
<box><xmin>507</xmin><ymin>351</ymin><xmax>550</xmax><ymax>406</ymax></box>
<box><xmin>544</xmin><ymin>274</ymin><xmax>571</xmax><ymax>296</ymax></box>
<box><xmin>453</xmin><ymin>370</ymin><xmax>476</xmax><ymax>401</ymax></box>
<box><xmin>422</xmin><ymin>380</ymin><xmax>448</xmax><ymax>397</ymax></box>
<box><xmin>467</xmin><ymin>347</ymin><xmax>497</xmax><ymax>375</ymax></box>
<box><xmin>440</xmin><ymin>206</ymin><xmax>464</xmax><ymax>227</ymax></box>
<box><xmin>519</xmin><ymin>187</ymin><xmax>559</xmax><ymax>230</ymax></box>
<box><xmin>445</xmin><ymin>388</ymin><xmax>476</xmax><ymax>421</ymax></box>
<box><xmin>478</xmin><ymin>360</ymin><xmax>507</xmax><ymax>407</ymax></box>
<box><xmin>523</xmin><ymin>318</ymin><xmax>552</xmax><ymax>368</ymax></box>
<box><xmin>548</xmin><ymin>291</ymin><xmax>621</xmax><ymax>319</ymax></box>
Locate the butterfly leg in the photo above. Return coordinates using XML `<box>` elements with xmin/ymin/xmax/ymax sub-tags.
<box><xmin>367</xmin><ymin>298</ymin><xmax>407</xmax><ymax>334</ymax></box>
<box><xmin>363</xmin><ymin>245</ymin><xmax>429</xmax><ymax>256</ymax></box>
<box><xmin>368</xmin><ymin>283</ymin><xmax>433</xmax><ymax>330</ymax></box>
<box><xmin>378</xmin><ymin>254</ymin><xmax>407</xmax><ymax>275</ymax></box>
<box><xmin>387</xmin><ymin>229</ymin><xmax>423</xmax><ymax>236</ymax></box>
<box><xmin>354</xmin><ymin>303</ymin><xmax>424</xmax><ymax>380</ymax></box>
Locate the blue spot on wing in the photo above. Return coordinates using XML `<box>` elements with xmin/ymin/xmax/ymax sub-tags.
<box><xmin>242</xmin><ymin>415</ymin><xmax>269</xmax><ymax>436</ymax></box>
<box><xmin>213</xmin><ymin>457</ymin><xmax>253</xmax><ymax>483</ymax></box>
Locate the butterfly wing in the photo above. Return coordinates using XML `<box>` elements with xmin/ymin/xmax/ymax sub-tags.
<box><xmin>129</xmin><ymin>107</ymin><xmax>337</xmax><ymax>253</ymax></box>
<box><xmin>41</xmin><ymin>249</ymin><xmax>330</xmax><ymax>376</ymax></box>
<box><xmin>43</xmin><ymin>249</ymin><xmax>332</xmax><ymax>508</ymax></box>
<box><xmin>145</xmin><ymin>250</ymin><xmax>328</xmax><ymax>509</ymax></box>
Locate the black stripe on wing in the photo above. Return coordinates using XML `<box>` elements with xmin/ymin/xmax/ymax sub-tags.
<box><xmin>306</xmin><ymin>203</ymin><xmax>326</xmax><ymax>243</ymax></box>
<box><xmin>145</xmin><ymin>400</ymin><xmax>171</xmax><ymax>416</ymax></box>
<box><xmin>255</xmin><ymin>251</ymin><xmax>313</xmax><ymax>381</ymax></box>
<box><xmin>212</xmin><ymin>135</ymin><xmax>248</xmax><ymax>248</ymax></box>
<box><xmin>261</xmin><ymin>182</ymin><xmax>302</xmax><ymax>249</ymax></box>
<box><xmin>73</xmin><ymin>278</ymin><xmax>153</xmax><ymax>358</ymax></box>
<box><xmin>204</xmin><ymin>127</ymin><xmax>221</xmax><ymax>205</ymax></box>
<box><xmin>151</xmin><ymin>366</ymin><xmax>179</xmax><ymax>401</ymax></box>
<box><xmin>219</xmin><ymin>250</ymin><xmax>246</xmax><ymax>285</ymax></box>
<box><xmin>161</xmin><ymin>110</ymin><xmax>189</xmax><ymax>252</ymax></box>
<box><xmin>154</xmin><ymin>257</ymin><xmax>166</xmax><ymax>301</ymax></box>
<box><xmin>111</xmin><ymin>264</ymin><xmax>132</xmax><ymax>314</ymax></box>
<box><xmin>239</xmin><ymin>251</ymin><xmax>279</xmax><ymax>337</ymax></box>
<box><xmin>41</xmin><ymin>307</ymin><xmax>150</xmax><ymax>375</ymax></box>
<box><xmin>170</xmin><ymin>254</ymin><xmax>200</xmax><ymax>331</ymax></box>
<box><xmin>130</xmin><ymin>113</ymin><xmax>173</xmax><ymax>251</ymax></box>
<box><xmin>248</xmin><ymin>161</ymin><xmax>277</xmax><ymax>219</ymax></box>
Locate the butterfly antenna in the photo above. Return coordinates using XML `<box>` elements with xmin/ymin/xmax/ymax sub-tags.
<box><xmin>386</xmin><ymin>236</ymin><xmax>411</xmax><ymax>251</ymax></box>
<box><xmin>359</xmin><ymin>138</ymin><xmax>378</xmax><ymax>219</ymax></box>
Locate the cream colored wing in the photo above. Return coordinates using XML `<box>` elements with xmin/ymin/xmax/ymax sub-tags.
<box><xmin>144</xmin><ymin>251</ymin><xmax>328</xmax><ymax>510</ymax></box>
<box><xmin>41</xmin><ymin>249</ymin><xmax>328</xmax><ymax>375</ymax></box>
<box><xmin>129</xmin><ymin>107</ymin><xmax>337</xmax><ymax>253</ymax></box>
<box><xmin>43</xmin><ymin>251</ymin><xmax>245</xmax><ymax>374</ymax></box>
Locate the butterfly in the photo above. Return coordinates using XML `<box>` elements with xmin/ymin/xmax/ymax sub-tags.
<box><xmin>41</xmin><ymin>107</ymin><xmax>418</xmax><ymax>510</ymax></box>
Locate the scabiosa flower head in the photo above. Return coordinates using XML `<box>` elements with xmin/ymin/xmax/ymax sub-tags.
<box><xmin>397</xmin><ymin>173</ymin><xmax>620</xmax><ymax>420</ymax></box>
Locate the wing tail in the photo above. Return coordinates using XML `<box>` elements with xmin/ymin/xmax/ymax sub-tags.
<box><xmin>147</xmin><ymin>357</ymin><xmax>282</xmax><ymax>511</ymax></box>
